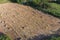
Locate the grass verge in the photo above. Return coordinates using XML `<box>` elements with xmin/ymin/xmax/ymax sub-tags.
<box><xmin>42</xmin><ymin>3</ymin><xmax>60</xmax><ymax>17</ymax></box>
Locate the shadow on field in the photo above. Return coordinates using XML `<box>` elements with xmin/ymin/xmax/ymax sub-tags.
<box><xmin>28</xmin><ymin>29</ymin><xmax>60</xmax><ymax>40</ymax></box>
<box><xmin>28</xmin><ymin>34</ymin><xmax>60</xmax><ymax>40</ymax></box>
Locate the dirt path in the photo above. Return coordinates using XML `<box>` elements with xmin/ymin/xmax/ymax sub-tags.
<box><xmin>0</xmin><ymin>3</ymin><xmax>60</xmax><ymax>40</ymax></box>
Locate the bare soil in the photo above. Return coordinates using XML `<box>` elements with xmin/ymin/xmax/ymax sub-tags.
<box><xmin>0</xmin><ymin>3</ymin><xmax>60</xmax><ymax>40</ymax></box>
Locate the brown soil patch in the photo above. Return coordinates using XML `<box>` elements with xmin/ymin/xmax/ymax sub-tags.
<box><xmin>0</xmin><ymin>3</ymin><xmax>60</xmax><ymax>40</ymax></box>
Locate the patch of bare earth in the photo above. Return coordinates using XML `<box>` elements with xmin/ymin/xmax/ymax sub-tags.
<box><xmin>0</xmin><ymin>3</ymin><xmax>60</xmax><ymax>40</ymax></box>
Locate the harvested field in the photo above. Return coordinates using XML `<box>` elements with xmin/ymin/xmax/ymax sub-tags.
<box><xmin>0</xmin><ymin>3</ymin><xmax>60</xmax><ymax>40</ymax></box>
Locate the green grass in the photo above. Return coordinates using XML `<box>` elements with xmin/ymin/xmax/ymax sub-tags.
<box><xmin>42</xmin><ymin>3</ymin><xmax>60</xmax><ymax>17</ymax></box>
<box><xmin>48</xmin><ymin>3</ymin><xmax>60</xmax><ymax>16</ymax></box>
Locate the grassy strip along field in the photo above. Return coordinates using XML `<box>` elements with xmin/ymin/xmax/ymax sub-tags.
<box><xmin>42</xmin><ymin>3</ymin><xmax>60</xmax><ymax>17</ymax></box>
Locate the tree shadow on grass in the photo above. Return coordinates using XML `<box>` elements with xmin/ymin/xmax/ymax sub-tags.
<box><xmin>9</xmin><ymin>0</ymin><xmax>17</xmax><ymax>3</ymax></box>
